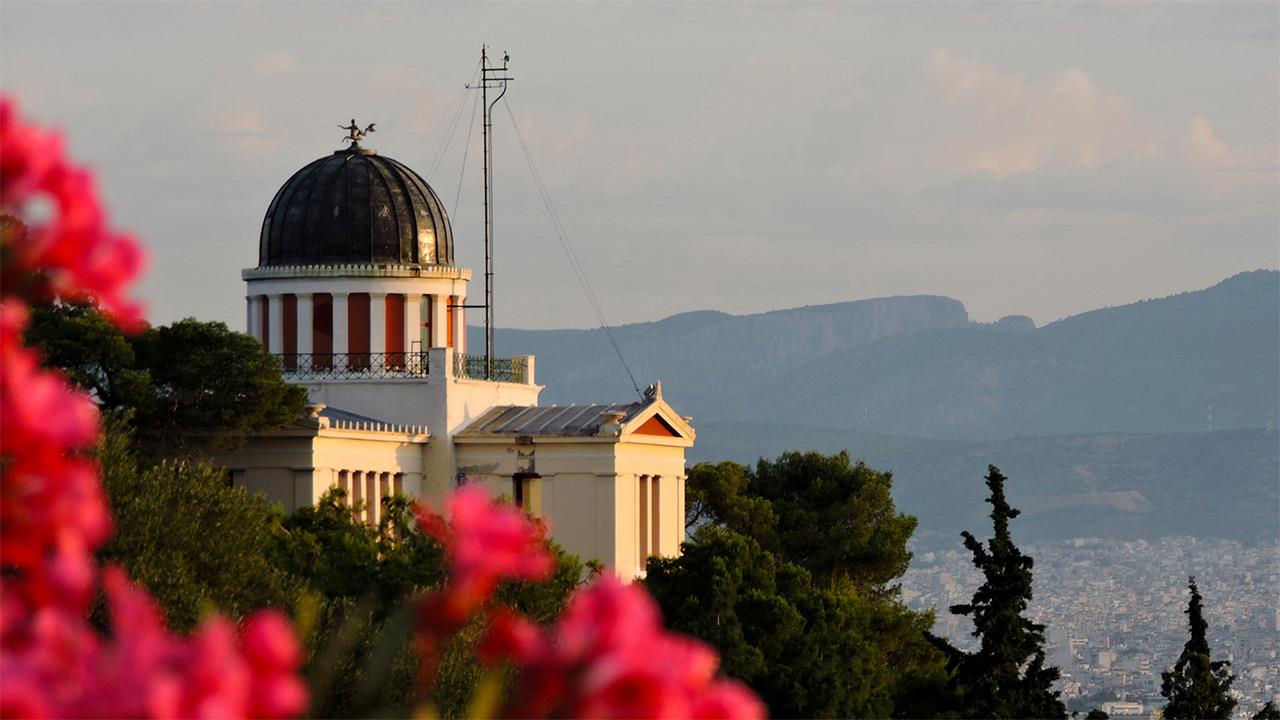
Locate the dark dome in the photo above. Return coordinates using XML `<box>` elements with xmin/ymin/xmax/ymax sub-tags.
<box><xmin>259</xmin><ymin>146</ymin><xmax>453</xmax><ymax>267</ymax></box>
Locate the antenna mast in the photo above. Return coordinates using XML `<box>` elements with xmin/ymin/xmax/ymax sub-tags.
<box><xmin>466</xmin><ymin>46</ymin><xmax>512</xmax><ymax>380</ymax></box>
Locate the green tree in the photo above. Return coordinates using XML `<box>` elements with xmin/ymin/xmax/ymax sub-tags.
<box><xmin>95</xmin><ymin>418</ymin><xmax>303</xmax><ymax>631</ymax></box>
<box><xmin>1085</xmin><ymin>709</ymin><xmax>1109</xmax><ymax>719</ymax></box>
<box><xmin>686</xmin><ymin>452</ymin><xmax>917</xmax><ymax>592</ymax></box>
<box><xmin>1253</xmin><ymin>701</ymin><xmax>1280</xmax><ymax>720</ymax></box>
<box><xmin>25</xmin><ymin>302</ymin><xmax>151</xmax><ymax>412</ymax></box>
<box><xmin>937</xmin><ymin>465</ymin><xmax>1066</xmax><ymax>719</ymax></box>
<box><xmin>133</xmin><ymin>318</ymin><xmax>306</xmax><ymax>446</ymax></box>
<box><xmin>684</xmin><ymin>460</ymin><xmax>775</xmax><ymax>538</ymax></box>
<box><xmin>1160</xmin><ymin>577</ymin><xmax>1236</xmax><ymax>720</ymax></box>
<box><xmin>646</xmin><ymin>526</ymin><xmax>946</xmax><ymax>719</ymax></box>
<box><xmin>27</xmin><ymin>304</ymin><xmax>305</xmax><ymax>447</ymax></box>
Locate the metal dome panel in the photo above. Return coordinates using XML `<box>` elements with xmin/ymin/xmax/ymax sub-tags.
<box><xmin>259</xmin><ymin>147</ymin><xmax>453</xmax><ymax>268</ymax></box>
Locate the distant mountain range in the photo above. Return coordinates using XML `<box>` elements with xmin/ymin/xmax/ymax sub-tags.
<box><xmin>480</xmin><ymin>270</ymin><xmax>1278</xmax><ymax>440</ymax></box>
<box><xmin>475</xmin><ymin>270</ymin><xmax>1279</xmax><ymax>546</ymax></box>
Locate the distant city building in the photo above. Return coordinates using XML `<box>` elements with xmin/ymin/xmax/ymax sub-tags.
<box><xmin>211</xmin><ymin>136</ymin><xmax>694</xmax><ymax>577</ymax></box>
<box><xmin>1101</xmin><ymin>700</ymin><xmax>1144</xmax><ymax>716</ymax></box>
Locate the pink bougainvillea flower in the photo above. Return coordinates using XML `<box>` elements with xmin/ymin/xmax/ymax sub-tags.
<box><xmin>477</xmin><ymin>607</ymin><xmax>543</xmax><ymax>666</ymax></box>
<box><xmin>486</xmin><ymin>576</ymin><xmax>766</xmax><ymax>720</ymax></box>
<box><xmin>0</xmin><ymin>97</ymin><xmax>146</xmax><ymax>327</ymax></box>
<box><xmin>0</xmin><ymin>95</ymin><xmax>306</xmax><ymax>719</ymax></box>
<box><xmin>414</xmin><ymin>484</ymin><xmax>554</xmax><ymax>623</ymax></box>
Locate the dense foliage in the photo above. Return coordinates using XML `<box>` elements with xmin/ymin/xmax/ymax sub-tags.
<box><xmin>26</xmin><ymin>303</ymin><xmax>306</xmax><ymax>447</ymax></box>
<box><xmin>95</xmin><ymin>419</ymin><xmax>303</xmax><ymax>631</ymax></box>
<box><xmin>1160</xmin><ymin>577</ymin><xmax>1236</xmax><ymax>720</ymax></box>
<box><xmin>646</xmin><ymin>526</ymin><xmax>946</xmax><ymax>718</ymax></box>
<box><xmin>662</xmin><ymin>453</ymin><xmax>948</xmax><ymax>717</ymax></box>
<box><xmin>685</xmin><ymin>452</ymin><xmax>917</xmax><ymax>592</ymax></box>
<box><xmin>934</xmin><ymin>465</ymin><xmax>1066</xmax><ymax>719</ymax></box>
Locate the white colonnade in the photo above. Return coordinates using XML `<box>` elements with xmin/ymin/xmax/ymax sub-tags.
<box><xmin>248</xmin><ymin>290</ymin><xmax>468</xmax><ymax>364</ymax></box>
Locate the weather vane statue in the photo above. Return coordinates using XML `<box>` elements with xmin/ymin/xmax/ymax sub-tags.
<box><xmin>339</xmin><ymin>119</ymin><xmax>376</xmax><ymax>146</ymax></box>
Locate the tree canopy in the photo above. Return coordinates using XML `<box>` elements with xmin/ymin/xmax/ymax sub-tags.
<box><xmin>94</xmin><ymin>418</ymin><xmax>303</xmax><ymax>631</ymax></box>
<box><xmin>1160</xmin><ymin>577</ymin><xmax>1236</xmax><ymax>720</ymax></box>
<box><xmin>645</xmin><ymin>525</ymin><xmax>946</xmax><ymax>719</ymax></box>
<box><xmin>667</xmin><ymin>451</ymin><xmax>950</xmax><ymax>718</ymax></box>
<box><xmin>684</xmin><ymin>451</ymin><xmax>917</xmax><ymax>592</ymax></box>
<box><xmin>26</xmin><ymin>303</ymin><xmax>306</xmax><ymax>447</ymax></box>
<box><xmin>935</xmin><ymin>465</ymin><xmax>1066</xmax><ymax>719</ymax></box>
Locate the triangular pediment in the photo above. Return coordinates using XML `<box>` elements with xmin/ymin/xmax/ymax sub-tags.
<box><xmin>620</xmin><ymin>394</ymin><xmax>695</xmax><ymax>445</ymax></box>
<box><xmin>633</xmin><ymin>414</ymin><xmax>681</xmax><ymax>437</ymax></box>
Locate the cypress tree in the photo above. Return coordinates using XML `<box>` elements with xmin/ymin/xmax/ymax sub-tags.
<box><xmin>1160</xmin><ymin>577</ymin><xmax>1236</xmax><ymax>719</ymax></box>
<box><xmin>940</xmin><ymin>465</ymin><xmax>1066</xmax><ymax>718</ymax></box>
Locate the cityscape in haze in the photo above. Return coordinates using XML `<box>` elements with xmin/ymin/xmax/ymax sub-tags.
<box><xmin>2</xmin><ymin>2</ymin><xmax>1276</xmax><ymax>719</ymax></box>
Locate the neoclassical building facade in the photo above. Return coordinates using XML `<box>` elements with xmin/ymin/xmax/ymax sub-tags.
<box><xmin>212</xmin><ymin>138</ymin><xmax>694</xmax><ymax>577</ymax></box>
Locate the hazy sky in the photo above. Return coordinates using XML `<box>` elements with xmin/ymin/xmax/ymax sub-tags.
<box><xmin>2</xmin><ymin>2</ymin><xmax>1276</xmax><ymax>330</ymax></box>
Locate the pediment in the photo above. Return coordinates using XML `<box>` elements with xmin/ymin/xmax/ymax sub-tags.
<box><xmin>621</xmin><ymin>399</ymin><xmax>695</xmax><ymax>444</ymax></box>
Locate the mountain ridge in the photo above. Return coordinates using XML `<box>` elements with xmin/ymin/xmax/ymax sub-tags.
<box><xmin>477</xmin><ymin>269</ymin><xmax>1279</xmax><ymax>440</ymax></box>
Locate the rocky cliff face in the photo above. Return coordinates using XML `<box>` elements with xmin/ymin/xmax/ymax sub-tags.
<box><xmin>479</xmin><ymin>271</ymin><xmax>1278</xmax><ymax>439</ymax></box>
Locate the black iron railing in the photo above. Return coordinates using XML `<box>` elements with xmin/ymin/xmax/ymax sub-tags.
<box><xmin>452</xmin><ymin>353</ymin><xmax>529</xmax><ymax>384</ymax></box>
<box><xmin>276</xmin><ymin>352</ymin><xmax>429</xmax><ymax>380</ymax></box>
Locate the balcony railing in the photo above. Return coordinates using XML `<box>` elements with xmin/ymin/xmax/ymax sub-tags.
<box><xmin>276</xmin><ymin>352</ymin><xmax>429</xmax><ymax>380</ymax></box>
<box><xmin>452</xmin><ymin>353</ymin><xmax>529</xmax><ymax>384</ymax></box>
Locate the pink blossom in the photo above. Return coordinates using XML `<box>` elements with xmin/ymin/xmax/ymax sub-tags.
<box><xmin>1</xmin><ymin>95</ymin><xmax>306</xmax><ymax>719</ymax></box>
<box><xmin>477</xmin><ymin>607</ymin><xmax>543</xmax><ymax>666</ymax></box>
<box><xmin>487</xmin><ymin>576</ymin><xmax>766</xmax><ymax>720</ymax></box>
<box><xmin>0</xmin><ymin>97</ymin><xmax>145</xmax><ymax>327</ymax></box>
<box><xmin>414</xmin><ymin>484</ymin><xmax>554</xmax><ymax>622</ymax></box>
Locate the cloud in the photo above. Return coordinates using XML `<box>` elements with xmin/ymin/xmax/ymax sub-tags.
<box><xmin>1184</xmin><ymin>115</ymin><xmax>1232</xmax><ymax>165</ymax></box>
<box><xmin>926</xmin><ymin>50</ymin><xmax>1153</xmax><ymax>177</ymax></box>
<box><xmin>1182</xmin><ymin>114</ymin><xmax>1277</xmax><ymax>173</ymax></box>
<box><xmin>253</xmin><ymin>52</ymin><xmax>299</xmax><ymax>77</ymax></box>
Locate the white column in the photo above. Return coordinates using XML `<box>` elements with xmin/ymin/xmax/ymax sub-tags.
<box><xmin>431</xmin><ymin>293</ymin><xmax>448</xmax><ymax>348</ymax></box>
<box><xmin>332</xmin><ymin>293</ymin><xmax>349</xmax><ymax>369</ymax></box>
<box><xmin>247</xmin><ymin>296</ymin><xmax>262</xmax><ymax>342</ymax></box>
<box><xmin>296</xmin><ymin>293</ymin><xmax>313</xmax><ymax>357</ymax></box>
<box><xmin>369</xmin><ymin>292</ymin><xmax>387</xmax><ymax>361</ymax></box>
<box><xmin>404</xmin><ymin>292</ymin><xmax>422</xmax><ymax>354</ymax></box>
<box><xmin>453</xmin><ymin>295</ymin><xmax>466</xmax><ymax>353</ymax></box>
<box><xmin>267</xmin><ymin>294</ymin><xmax>283</xmax><ymax>354</ymax></box>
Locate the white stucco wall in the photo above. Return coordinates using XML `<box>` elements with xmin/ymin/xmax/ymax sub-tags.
<box><xmin>453</xmin><ymin>433</ymin><xmax>689</xmax><ymax>578</ymax></box>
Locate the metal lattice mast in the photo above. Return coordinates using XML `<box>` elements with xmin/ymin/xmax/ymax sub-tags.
<box><xmin>468</xmin><ymin>46</ymin><xmax>511</xmax><ymax>380</ymax></box>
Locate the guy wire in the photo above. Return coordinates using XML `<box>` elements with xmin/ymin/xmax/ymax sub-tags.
<box><xmin>501</xmin><ymin>98</ymin><xmax>644</xmax><ymax>399</ymax></box>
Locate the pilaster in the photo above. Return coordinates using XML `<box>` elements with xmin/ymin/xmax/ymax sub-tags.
<box><xmin>332</xmin><ymin>292</ymin><xmax>349</xmax><ymax>369</ymax></box>
<box><xmin>431</xmin><ymin>293</ymin><xmax>448</xmax><ymax>348</ymax></box>
<box><xmin>405</xmin><ymin>292</ymin><xmax>423</xmax><ymax>353</ymax></box>
<box><xmin>267</xmin><ymin>293</ymin><xmax>284</xmax><ymax>354</ymax></box>
<box><xmin>369</xmin><ymin>292</ymin><xmax>387</xmax><ymax>358</ymax></box>
<box><xmin>247</xmin><ymin>296</ymin><xmax>263</xmax><ymax>341</ymax></box>
<box><xmin>453</xmin><ymin>295</ymin><xmax>467</xmax><ymax>353</ymax></box>
<box><xmin>296</xmin><ymin>293</ymin><xmax>313</xmax><ymax>356</ymax></box>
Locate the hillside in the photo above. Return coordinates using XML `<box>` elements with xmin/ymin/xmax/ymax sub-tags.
<box><xmin>474</xmin><ymin>270</ymin><xmax>1278</xmax><ymax>545</ymax></box>
<box><xmin>479</xmin><ymin>270</ymin><xmax>1279</xmax><ymax>440</ymax></box>
<box><xmin>690</xmin><ymin>422</ymin><xmax>1279</xmax><ymax>549</ymax></box>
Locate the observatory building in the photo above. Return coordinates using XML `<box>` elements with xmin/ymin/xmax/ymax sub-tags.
<box><xmin>214</xmin><ymin>135</ymin><xmax>694</xmax><ymax>577</ymax></box>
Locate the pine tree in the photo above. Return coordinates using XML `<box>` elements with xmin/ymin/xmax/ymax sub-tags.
<box><xmin>1160</xmin><ymin>577</ymin><xmax>1236</xmax><ymax>719</ymax></box>
<box><xmin>939</xmin><ymin>465</ymin><xmax>1066</xmax><ymax>718</ymax></box>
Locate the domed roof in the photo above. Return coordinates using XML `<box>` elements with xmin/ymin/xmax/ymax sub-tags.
<box><xmin>259</xmin><ymin>145</ymin><xmax>453</xmax><ymax>268</ymax></box>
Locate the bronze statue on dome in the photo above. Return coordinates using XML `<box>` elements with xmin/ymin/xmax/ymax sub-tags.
<box><xmin>339</xmin><ymin>119</ymin><xmax>376</xmax><ymax>146</ymax></box>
